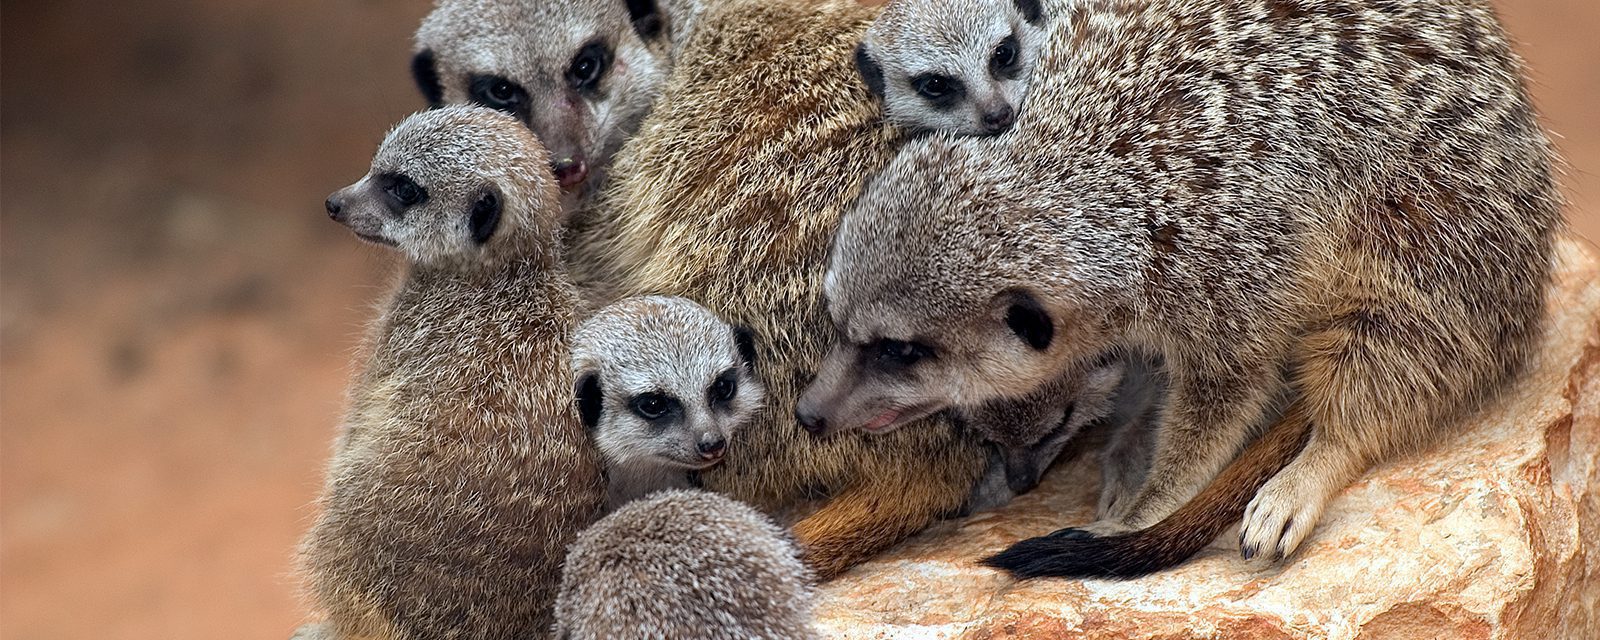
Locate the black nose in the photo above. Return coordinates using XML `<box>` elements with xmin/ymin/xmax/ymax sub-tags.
<box><xmin>795</xmin><ymin>407</ymin><xmax>827</xmax><ymax>435</ymax></box>
<box><xmin>982</xmin><ymin>105</ymin><xmax>1015</xmax><ymax>133</ymax></box>
<box><xmin>697</xmin><ymin>436</ymin><xmax>726</xmax><ymax>459</ymax></box>
<box><xmin>325</xmin><ymin>196</ymin><xmax>344</xmax><ymax>221</ymax></box>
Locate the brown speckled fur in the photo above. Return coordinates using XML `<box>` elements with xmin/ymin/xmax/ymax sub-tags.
<box><xmin>300</xmin><ymin>107</ymin><xmax>606</xmax><ymax>638</ymax></box>
<box><xmin>815</xmin><ymin>0</ymin><xmax>1562</xmax><ymax>576</ymax></box>
<box><xmin>570</xmin><ymin>0</ymin><xmax>987</xmax><ymax>579</ymax></box>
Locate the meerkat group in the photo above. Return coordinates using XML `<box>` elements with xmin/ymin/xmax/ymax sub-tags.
<box><xmin>297</xmin><ymin>0</ymin><xmax>1565</xmax><ymax>635</ymax></box>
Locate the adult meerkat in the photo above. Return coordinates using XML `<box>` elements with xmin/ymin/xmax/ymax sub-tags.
<box><xmin>411</xmin><ymin>0</ymin><xmax>702</xmax><ymax>210</ymax></box>
<box><xmin>572</xmin><ymin>0</ymin><xmax>989</xmax><ymax>578</ymax></box>
<box><xmin>571</xmin><ymin>295</ymin><xmax>765</xmax><ymax>511</ymax></box>
<box><xmin>800</xmin><ymin>0</ymin><xmax>1560</xmax><ymax>577</ymax></box>
<box><xmin>300</xmin><ymin>106</ymin><xmax>605</xmax><ymax>638</ymax></box>
<box><xmin>856</xmin><ymin>0</ymin><xmax>1047</xmax><ymax>136</ymax></box>
<box><xmin>554</xmin><ymin>489</ymin><xmax>818</xmax><ymax>640</ymax></box>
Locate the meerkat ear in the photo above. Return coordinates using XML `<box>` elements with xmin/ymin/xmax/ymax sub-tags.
<box><xmin>411</xmin><ymin>49</ymin><xmax>444</xmax><ymax>107</ymax></box>
<box><xmin>855</xmin><ymin>42</ymin><xmax>886</xmax><ymax>98</ymax></box>
<box><xmin>1003</xmin><ymin>291</ymin><xmax>1054</xmax><ymax>351</ymax></box>
<box><xmin>625</xmin><ymin>0</ymin><xmax>663</xmax><ymax>40</ymax></box>
<box><xmin>1013</xmin><ymin>0</ymin><xmax>1044</xmax><ymax>25</ymax></box>
<box><xmin>576</xmin><ymin>372</ymin><xmax>604</xmax><ymax>429</ymax></box>
<box><xmin>733</xmin><ymin>326</ymin><xmax>758</xmax><ymax>371</ymax></box>
<box><xmin>468</xmin><ymin>189</ymin><xmax>502</xmax><ymax>245</ymax></box>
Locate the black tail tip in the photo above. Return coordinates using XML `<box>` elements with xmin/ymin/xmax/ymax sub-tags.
<box><xmin>977</xmin><ymin>527</ymin><xmax>1167</xmax><ymax>580</ymax></box>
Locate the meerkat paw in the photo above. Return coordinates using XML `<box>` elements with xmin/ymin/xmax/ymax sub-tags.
<box><xmin>1239</xmin><ymin>468</ymin><xmax>1331</xmax><ymax>562</ymax></box>
<box><xmin>1095</xmin><ymin>474</ymin><xmax>1141</xmax><ymax>520</ymax></box>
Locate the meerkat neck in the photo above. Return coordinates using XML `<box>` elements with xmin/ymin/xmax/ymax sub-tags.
<box><xmin>604</xmin><ymin>462</ymin><xmax>693</xmax><ymax>512</ymax></box>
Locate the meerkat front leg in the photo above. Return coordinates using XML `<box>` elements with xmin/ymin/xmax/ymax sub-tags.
<box><xmin>1087</xmin><ymin>363</ymin><xmax>1281</xmax><ymax>535</ymax></box>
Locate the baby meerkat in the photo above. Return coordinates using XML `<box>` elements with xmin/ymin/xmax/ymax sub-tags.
<box><xmin>959</xmin><ymin>354</ymin><xmax>1166</xmax><ymax>515</ymax></box>
<box><xmin>554</xmin><ymin>489</ymin><xmax>818</xmax><ymax>640</ymax></box>
<box><xmin>571</xmin><ymin>295</ymin><xmax>765</xmax><ymax>511</ymax></box>
<box><xmin>412</xmin><ymin>0</ymin><xmax>697</xmax><ymax>208</ymax></box>
<box><xmin>856</xmin><ymin>0</ymin><xmax>1046</xmax><ymax>136</ymax></box>
<box><xmin>300</xmin><ymin>105</ymin><xmax>605</xmax><ymax>639</ymax></box>
<box><xmin>802</xmin><ymin>0</ymin><xmax>1559</xmax><ymax>578</ymax></box>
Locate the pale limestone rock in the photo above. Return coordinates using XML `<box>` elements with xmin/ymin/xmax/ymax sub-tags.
<box><xmin>814</xmin><ymin>236</ymin><xmax>1600</xmax><ymax>640</ymax></box>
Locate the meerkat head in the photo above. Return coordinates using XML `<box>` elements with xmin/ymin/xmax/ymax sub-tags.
<box><xmin>324</xmin><ymin>106</ymin><xmax>561</xmax><ymax>271</ymax></box>
<box><xmin>856</xmin><ymin>0</ymin><xmax>1045</xmax><ymax>136</ymax></box>
<box><xmin>962</xmin><ymin>359</ymin><xmax>1126</xmax><ymax>494</ymax></box>
<box><xmin>795</xmin><ymin>139</ymin><xmax>1115</xmax><ymax>437</ymax></box>
<box><xmin>572</xmin><ymin>296</ymin><xmax>764</xmax><ymax>474</ymax></box>
<box><xmin>554</xmin><ymin>489</ymin><xmax>815</xmax><ymax>639</ymax></box>
<box><xmin>412</xmin><ymin>0</ymin><xmax>674</xmax><ymax>201</ymax></box>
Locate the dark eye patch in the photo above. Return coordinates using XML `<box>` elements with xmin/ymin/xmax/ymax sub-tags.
<box><xmin>991</xmin><ymin>35</ymin><xmax>1022</xmax><ymax>78</ymax></box>
<box><xmin>566</xmin><ymin>42</ymin><xmax>612</xmax><ymax>92</ymax></box>
<box><xmin>379</xmin><ymin>173</ymin><xmax>428</xmax><ymax>210</ymax></box>
<box><xmin>468</xmin><ymin>75</ymin><xmax>531</xmax><ymax>123</ymax></box>
<box><xmin>630</xmin><ymin>392</ymin><xmax>681</xmax><ymax>422</ymax></box>
<box><xmin>707</xmin><ymin>368</ymin><xmax>739</xmax><ymax>407</ymax></box>
<box><xmin>869</xmin><ymin>338</ymin><xmax>936</xmax><ymax>369</ymax></box>
<box><xmin>910</xmin><ymin>74</ymin><xmax>964</xmax><ymax>109</ymax></box>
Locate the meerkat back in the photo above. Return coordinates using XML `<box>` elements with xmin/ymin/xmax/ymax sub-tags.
<box><xmin>555</xmin><ymin>489</ymin><xmax>818</xmax><ymax>640</ymax></box>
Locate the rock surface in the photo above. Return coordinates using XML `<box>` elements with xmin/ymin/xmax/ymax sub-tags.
<box><xmin>813</xmin><ymin>236</ymin><xmax>1600</xmax><ymax>640</ymax></box>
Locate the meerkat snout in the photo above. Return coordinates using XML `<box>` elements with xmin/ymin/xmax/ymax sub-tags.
<box><xmin>858</xmin><ymin>0</ymin><xmax>1045</xmax><ymax>137</ymax></box>
<box><xmin>572</xmin><ymin>295</ymin><xmax>765</xmax><ymax>511</ymax></box>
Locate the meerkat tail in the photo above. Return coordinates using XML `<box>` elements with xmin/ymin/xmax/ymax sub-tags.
<box><xmin>981</xmin><ymin>403</ymin><xmax>1312</xmax><ymax>579</ymax></box>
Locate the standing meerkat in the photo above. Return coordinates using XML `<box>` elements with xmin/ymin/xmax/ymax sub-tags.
<box><xmin>856</xmin><ymin>0</ymin><xmax>1047</xmax><ymax>136</ymax></box>
<box><xmin>799</xmin><ymin>0</ymin><xmax>1560</xmax><ymax>578</ymax></box>
<box><xmin>411</xmin><ymin>0</ymin><xmax>703</xmax><ymax>211</ymax></box>
<box><xmin>572</xmin><ymin>0</ymin><xmax>989</xmax><ymax>578</ymax></box>
<box><xmin>300</xmin><ymin>106</ymin><xmax>606</xmax><ymax>638</ymax></box>
<box><xmin>554</xmin><ymin>489</ymin><xmax>819</xmax><ymax>640</ymax></box>
<box><xmin>571</xmin><ymin>295</ymin><xmax>765</xmax><ymax>512</ymax></box>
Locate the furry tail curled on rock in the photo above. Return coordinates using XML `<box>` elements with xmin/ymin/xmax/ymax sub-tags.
<box><xmin>982</xmin><ymin>404</ymin><xmax>1313</xmax><ymax>579</ymax></box>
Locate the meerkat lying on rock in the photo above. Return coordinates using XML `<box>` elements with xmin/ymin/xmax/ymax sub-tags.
<box><xmin>572</xmin><ymin>295</ymin><xmax>764</xmax><ymax>512</ymax></box>
<box><xmin>300</xmin><ymin>106</ymin><xmax>605</xmax><ymax>639</ymax></box>
<box><xmin>800</xmin><ymin>0</ymin><xmax>1560</xmax><ymax>578</ymax></box>
<box><xmin>555</xmin><ymin>489</ymin><xmax>818</xmax><ymax>640</ymax></box>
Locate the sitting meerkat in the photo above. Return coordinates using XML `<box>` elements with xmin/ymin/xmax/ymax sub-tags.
<box><xmin>856</xmin><ymin>0</ymin><xmax>1047</xmax><ymax>136</ymax></box>
<box><xmin>554</xmin><ymin>489</ymin><xmax>818</xmax><ymax>640</ymax></box>
<box><xmin>300</xmin><ymin>105</ymin><xmax>606</xmax><ymax>639</ymax></box>
<box><xmin>800</xmin><ymin>0</ymin><xmax>1559</xmax><ymax>578</ymax></box>
<box><xmin>571</xmin><ymin>295</ymin><xmax>765</xmax><ymax>511</ymax></box>
<box><xmin>410</xmin><ymin>0</ymin><xmax>703</xmax><ymax>212</ymax></box>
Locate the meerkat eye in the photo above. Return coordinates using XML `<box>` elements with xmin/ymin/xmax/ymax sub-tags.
<box><xmin>873</xmin><ymin>339</ymin><xmax>934</xmax><ymax>367</ymax></box>
<box><xmin>991</xmin><ymin>36</ymin><xmax>1021</xmax><ymax>76</ymax></box>
<box><xmin>910</xmin><ymin>74</ymin><xmax>964</xmax><ymax>107</ymax></box>
<box><xmin>381</xmin><ymin>174</ymin><xmax>428</xmax><ymax>209</ymax></box>
<box><xmin>630</xmin><ymin>392</ymin><xmax>678</xmax><ymax>421</ymax></box>
<box><xmin>567</xmin><ymin>42</ymin><xmax>612</xmax><ymax>91</ymax></box>
<box><xmin>708</xmin><ymin>369</ymin><xmax>739</xmax><ymax>406</ymax></box>
<box><xmin>469</xmin><ymin>76</ymin><xmax>529</xmax><ymax>116</ymax></box>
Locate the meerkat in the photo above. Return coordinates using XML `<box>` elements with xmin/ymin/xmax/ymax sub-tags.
<box><xmin>553</xmin><ymin>489</ymin><xmax>819</xmax><ymax>640</ymax></box>
<box><xmin>959</xmin><ymin>353</ymin><xmax>1166</xmax><ymax>515</ymax></box>
<box><xmin>571</xmin><ymin>295</ymin><xmax>765</xmax><ymax>511</ymax></box>
<box><xmin>411</xmin><ymin>0</ymin><xmax>703</xmax><ymax>211</ymax></box>
<box><xmin>856</xmin><ymin>0</ymin><xmax>1047</xmax><ymax>136</ymax></box>
<box><xmin>569</xmin><ymin>0</ymin><xmax>990</xmax><ymax>578</ymax></box>
<box><xmin>300</xmin><ymin>105</ymin><xmax>606</xmax><ymax>638</ymax></box>
<box><xmin>799</xmin><ymin>0</ymin><xmax>1560</xmax><ymax>578</ymax></box>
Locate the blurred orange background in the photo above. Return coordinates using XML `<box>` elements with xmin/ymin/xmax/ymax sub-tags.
<box><xmin>2</xmin><ymin>1</ymin><xmax>1596</xmax><ymax>639</ymax></box>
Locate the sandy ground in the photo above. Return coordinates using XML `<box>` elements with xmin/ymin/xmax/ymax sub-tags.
<box><xmin>1</xmin><ymin>1</ymin><xmax>1595</xmax><ymax>639</ymax></box>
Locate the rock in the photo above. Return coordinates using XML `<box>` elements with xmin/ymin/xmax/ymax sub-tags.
<box><xmin>813</xmin><ymin>236</ymin><xmax>1600</xmax><ymax>640</ymax></box>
